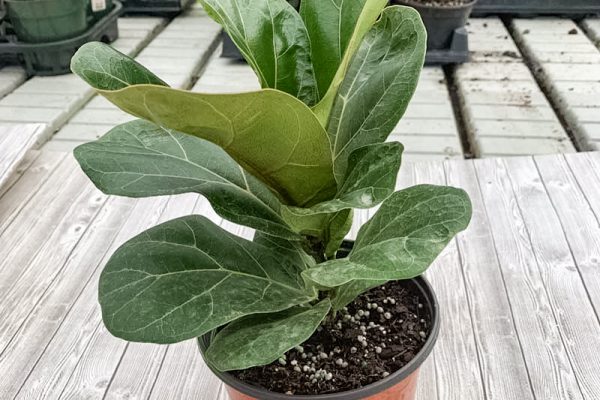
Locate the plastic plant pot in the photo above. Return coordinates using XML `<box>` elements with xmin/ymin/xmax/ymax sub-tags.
<box><xmin>89</xmin><ymin>0</ymin><xmax>115</xmax><ymax>22</ymax></box>
<box><xmin>393</xmin><ymin>0</ymin><xmax>477</xmax><ymax>50</ymax></box>
<box><xmin>0</xmin><ymin>0</ymin><xmax>122</xmax><ymax>76</ymax></box>
<box><xmin>472</xmin><ymin>0</ymin><xmax>600</xmax><ymax>18</ymax></box>
<box><xmin>5</xmin><ymin>0</ymin><xmax>89</xmax><ymax>43</ymax></box>
<box><xmin>197</xmin><ymin>240</ymin><xmax>440</xmax><ymax>400</ymax></box>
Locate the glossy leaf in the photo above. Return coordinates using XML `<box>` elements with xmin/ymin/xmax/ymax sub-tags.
<box><xmin>304</xmin><ymin>185</ymin><xmax>472</xmax><ymax>289</ymax></box>
<box><xmin>311</xmin><ymin>0</ymin><xmax>388</xmax><ymax>125</ymax></box>
<box><xmin>327</xmin><ymin>6</ymin><xmax>427</xmax><ymax>182</ymax></box>
<box><xmin>282</xmin><ymin>142</ymin><xmax>403</xmax><ymax>216</ymax></box>
<box><xmin>71</xmin><ymin>42</ymin><xmax>336</xmax><ymax>207</ymax></box>
<box><xmin>199</xmin><ymin>0</ymin><xmax>318</xmax><ymax>106</ymax></box>
<box><xmin>299</xmin><ymin>0</ymin><xmax>367</xmax><ymax>98</ymax></box>
<box><xmin>253</xmin><ymin>231</ymin><xmax>315</xmax><ymax>270</ymax></box>
<box><xmin>70</xmin><ymin>42</ymin><xmax>167</xmax><ymax>90</ymax></box>
<box><xmin>205</xmin><ymin>299</ymin><xmax>331</xmax><ymax>371</ymax></box>
<box><xmin>99</xmin><ymin>215</ymin><xmax>315</xmax><ymax>343</ymax></box>
<box><xmin>323</xmin><ymin>209</ymin><xmax>353</xmax><ymax>258</ymax></box>
<box><xmin>74</xmin><ymin>119</ymin><xmax>298</xmax><ymax>240</ymax></box>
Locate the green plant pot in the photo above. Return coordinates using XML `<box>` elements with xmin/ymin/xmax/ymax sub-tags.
<box><xmin>6</xmin><ymin>0</ymin><xmax>89</xmax><ymax>43</ymax></box>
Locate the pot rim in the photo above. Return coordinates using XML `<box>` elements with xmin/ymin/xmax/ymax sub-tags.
<box><xmin>198</xmin><ymin>275</ymin><xmax>440</xmax><ymax>400</ymax></box>
<box><xmin>393</xmin><ymin>0</ymin><xmax>478</xmax><ymax>11</ymax></box>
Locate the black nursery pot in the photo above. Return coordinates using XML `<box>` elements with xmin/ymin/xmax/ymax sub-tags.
<box><xmin>198</xmin><ymin>241</ymin><xmax>440</xmax><ymax>400</ymax></box>
<box><xmin>394</xmin><ymin>0</ymin><xmax>477</xmax><ymax>50</ymax></box>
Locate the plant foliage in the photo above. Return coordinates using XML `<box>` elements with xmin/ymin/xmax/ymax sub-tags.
<box><xmin>71</xmin><ymin>0</ymin><xmax>472</xmax><ymax>372</ymax></box>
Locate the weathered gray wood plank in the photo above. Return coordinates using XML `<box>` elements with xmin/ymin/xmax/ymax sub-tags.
<box><xmin>148</xmin><ymin>341</ymin><xmax>222</xmax><ymax>400</ymax></box>
<box><xmin>13</xmin><ymin>196</ymin><xmax>171</xmax><ymax>400</ymax></box>
<box><xmin>56</xmin><ymin>194</ymin><xmax>200</xmax><ymax>399</ymax></box>
<box><xmin>411</xmin><ymin>161</ymin><xmax>484</xmax><ymax>400</ymax></box>
<box><xmin>520</xmin><ymin>153</ymin><xmax>600</xmax><ymax>399</ymax></box>
<box><xmin>563</xmin><ymin>152</ymin><xmax>600</xmax><ymax>318</ymax></box>
<box><xmin>0</xmin><ymin>150</ymin><xmax>64</xmax><ymax>234</ymax></box>
<box><xmin>445</xmin><ymin>160</ymin><xmax>534</xmax><ymax>400</ymax></box>
<box><xmin>0</xmin><ymin>195</ymin><xmax>136</xmax><ymax>400</ymax></box>
<box><xmin>0</xmin><ymin>124</ymin><xmax>45</xmax><ymax>193</ymax></box>
<box><xmin>0</xmin><ymin>180</ymin><xmax>107</xmax><ymax>352</ymax></box>
<box><xmin>475</xmin><ymin>157</ymin><xmax>584</xmax><ymax>400</ymax></box>
<box><xmin>0</xmin><ymin>157</ymin><xmax>98</xmax><ymax>291</ymax></box>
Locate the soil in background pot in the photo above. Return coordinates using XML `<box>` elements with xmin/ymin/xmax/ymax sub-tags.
<box><xmin>393</xmin><ymin>0</ymin><xmax>476</xmax><ymax>50</ymax></box>
<box><xmin>400</xmin><ymin>0</ymin><xmax>472</xmax><ymax>6</ymax></box>
<box><xmin>232</xmin><ymin>279</ymin><xmax>432</xmax><ymax>396</ymax></box>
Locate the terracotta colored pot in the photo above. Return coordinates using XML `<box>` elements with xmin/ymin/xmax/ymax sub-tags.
<box><xmin>224</xmin><ymin>369</ymin><xmax>420</xmax><ymax>400</ymax></box>
<box><xmin>198</xmin><ymin>242</ymin><xmax>440</xmax><ymax>400</ymax></box>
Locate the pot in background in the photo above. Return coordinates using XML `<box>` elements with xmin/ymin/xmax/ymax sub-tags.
<box><xmin>6</xmin><ymin>0</ymin><xmax>89</xmax><ymax>43</ymax></box>
<box><xmin>198</xmin><ymin>268</ymin><xmax>440</xmax><ymax>400</ymax></box>
<box><xmin>393</xmin><ymin>0</ymin><xmax>477</xmax><ymax>50</ymax></box>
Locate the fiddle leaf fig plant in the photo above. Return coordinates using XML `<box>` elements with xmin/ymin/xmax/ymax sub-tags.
<box><xmin>70</xmin><ymin>0</ymin><xmax>472</xmax><ymax>372</ymax></box>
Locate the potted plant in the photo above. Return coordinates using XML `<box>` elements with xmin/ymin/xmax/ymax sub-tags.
<box><xmin>5</xmin><ymin>0</ymin><xmax>90</xmax><ymax>42</ymax></box>
<box><xmin>69</xmin><ymin>0</ymin><xmax>472</xmax><ymax>398</ymax></box>
<box><xmin>392</xmin><ymin>0</ymin><xmax>477</xmax><ymax>50</ymax></box>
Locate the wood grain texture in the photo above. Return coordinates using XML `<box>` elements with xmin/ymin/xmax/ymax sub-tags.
<box><xmin>527</xmin><ymin>154</ymin><xmax>600</xmax><ymax>399</ymax></box>
<box><xmin>0</xmin><ymin>196</ymin><xmax>135</xmax><ymax>399</ymax></box>
<box><xmin>0</xmin><ymin>180</ymin><xmax>107</xmax><ymax>348</ymax></box>
<box><xmin>476</xmin><ymin>157</ymin><xmax>583</xmax><ymax>400</ymax></box>
<box><xmin>57</xmin><ymin>194</ymin><xmax>200</xmax><ymax>400</ymax></box>
<box><xmin>411</xmin><ymin>161</ymin><xmax>484</xmax><ymax>400</ymax></box>
<box><xmin>563</xmin><ymin>152</ymin><xmax>600</xmax><ymax>319</ymax></box>
<box><xmin>148</xmin><ymin>341</ymin><xmax>222</xmax><ymax>400</ymax></box>
<box><xmin>0</xmin><ymin>157</ymin><xmax>102</xmax><ymax>295</ymax></box>
<box><xmin>0</xmin><ymin>124</ymin><xmax>44</xmax><ymax>192</ymax></box>
<box><xmin>0</xmin><ymin>150</ymin><xmax>64</xmax><ymax>234</ymax></box>
<box><xmin>445</xmin><ymin>160</ymin><xmax>535</xmax><ymax>400</ymax></box>
<box><xmin>14</xmin><ymin>197</ymin><xmax>171</xmax><ymax>400</ymax></box>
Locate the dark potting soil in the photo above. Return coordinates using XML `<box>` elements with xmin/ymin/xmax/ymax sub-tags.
<box><xmin>395</xmin><ymin>0</ymin><xmax>473</xmax><ymax>7</ymax></box>
<box><xmin>232</xmin><ymin>280</ymin><xmax>431</xmax><ymax>395</ymax></box>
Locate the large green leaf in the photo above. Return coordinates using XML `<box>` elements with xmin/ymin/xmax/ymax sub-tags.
<box><xmin>282</xmin><ymin>142</ymin><xmax>403</xmax><ymax>217</ymax></box>
<box><xmin>299</xmin><ymin>0</ymin><xmax>368</xmax><ymax>98</ymax></box>
<box><xmin>71</xmin><ymin>42</ymin><xmax>336</xmax><ymax>207</ymax></box>
<box><xmin>99</xmin><ymin>216</ymin><xmax>315</xmax><ymax>343</ymax></box>
<box><xmin>304</xmin><ymin>185</ymin><xmax>472</xmax><ymax>292</ymax></box>
<box><xmin>311</xmin><ymin>0</ymin><xmax>388</xmax><ymax>125</ymax></box>
<box><xmin>204</xmin><ymin>299</ymin><xmax>331</xmax><ymax>371</ymax></box>
<box><xmin>199</xmin><ymin>0</ymin><xmax>318</xmax><ymax>106</ymax></box>
<box><xmin>327</xmin><ymin>6</ymin><xmax>427</xmax><ymax>182</ymax></box>
<box><xmin>74</xmin><ymin>119</ymin><xmax>298</xmax><ymax>240</ymax></box>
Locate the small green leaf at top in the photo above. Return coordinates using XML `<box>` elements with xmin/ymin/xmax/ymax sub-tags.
<box><xmin>327</xmin><ymin>6</ymin><xmax>427</xmax><ymax>183</ymax></box>
<box><xmin>199</xmin><ymin>0</ymin><xmax>319</xmax><ymax>106</ymax></box>
<box><xmin>299</xmin><ymin>0</ymin><xmax>368</xmax><ymax>98</ymax></box>
<box><xmin>204</xmin><ymin>299</ymin><xmax>331</xmax><ymax>371</ymax></box>
<box><xmin>99</xmin><ymin>215</ymin><xmax>315</xmax><ymax>344</ymax></box>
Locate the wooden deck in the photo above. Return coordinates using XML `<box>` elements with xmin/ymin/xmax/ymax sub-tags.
<box><xmin>1</xmin><ymin>126</ymin><xmax>600</xmax><ymax>398</ymax></box>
